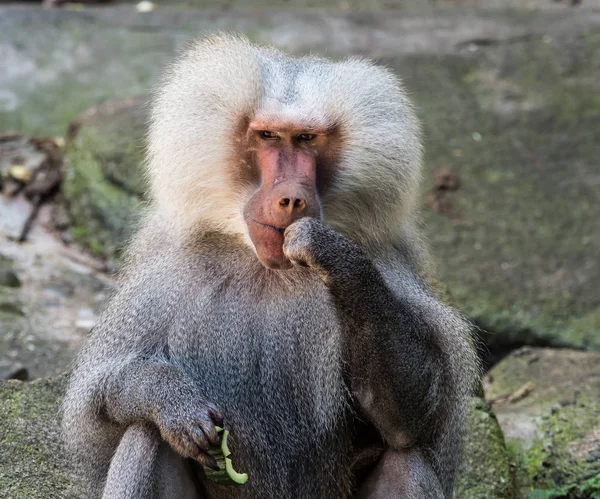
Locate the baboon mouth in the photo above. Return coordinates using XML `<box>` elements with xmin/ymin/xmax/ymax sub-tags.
<box><xmin>248</xmin><ymin>218</ymin><xmax>286</xmax><ymax>234</ymax></box>
<box><xmin>245</xmin><ymin>218</ymin><xmax>292</xmax><ymax>270</ymax></box>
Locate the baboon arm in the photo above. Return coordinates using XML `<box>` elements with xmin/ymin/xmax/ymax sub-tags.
<box><xmin>65</xmin><ymin>254</ymin><xmax>195</xmax><ymax>427</ymax></box>
<box><xmin>103</xmin><ymin>360</ymin><xmax>203</xmax><ymax>426</ymax></box>
<box><xmin>291</xmin><ymin>219</ymin><xmax>457</xmax><ymax>449</ymax></box>
<box><xmin>331</xmin><ymin>259</ymin><xmax>453</xmax><ymax>449</ymax></box>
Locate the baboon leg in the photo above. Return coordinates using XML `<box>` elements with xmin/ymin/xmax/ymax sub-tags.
<box><xmin>356</xmin><ymin>448</ymin><xmax>444</xmax><ymax>499</ymax></box>
<box><xmin>155</xmin><ymin>441</ymin><xmax>204</xmax><ymax>499</ymax></box>
<box><xmin>103</xmin><ymin>424</ymin><xmax>203</xmax><ymax>499</ymax></box>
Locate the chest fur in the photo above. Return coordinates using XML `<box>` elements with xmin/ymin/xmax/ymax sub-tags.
<box><xmin>165</xmin><ymin>277</ymin><xmax>352</xmax><ymax>496</ymax></box>
<box><xmin>166</xmin><ymin>276</ymin><xmax>347</xmax><ymax>430</ymax></box>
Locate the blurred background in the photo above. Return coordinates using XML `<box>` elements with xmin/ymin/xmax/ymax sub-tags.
<box><xmin>0</xmin><ymin>0</ymin><xmax>599</xmax><ymax>497</ymax></box>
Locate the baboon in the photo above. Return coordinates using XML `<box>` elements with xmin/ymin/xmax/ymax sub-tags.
<box><xmin>62</xmin><ymin>34</ymin><xmax>479</xmax><ymax>499</ymax></box>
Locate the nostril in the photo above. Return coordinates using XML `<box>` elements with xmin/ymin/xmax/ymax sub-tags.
<box><xmin>277</xmin><ymin>197</ymin><xmax>307</xmax><ymax>213</ymax></box>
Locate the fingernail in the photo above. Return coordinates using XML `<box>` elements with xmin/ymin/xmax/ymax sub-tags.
<box><xmin>210</xmin><ymin>410</ymin><xmax>224</xmax><ymax>426</ymax></box>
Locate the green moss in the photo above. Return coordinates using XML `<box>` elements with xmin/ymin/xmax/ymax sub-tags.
<box><xmin>76</xmin><ymin>107</ymin><xmax>148</xmax><ymax>198</ymax></box>
<box><xmin>488</xmin><ymin>349</ymin><xmax>600</xmax><ymax>497</ymax></box>
<box><xmin>383</xmin><ymin>31</ymin><xmax>600</xmax><ymax>352</ymax></box>
<box><xmin>449</xmin><ymin>285</ymin><xmax>600</xmax><ymax>351</ymax></box>
<box><xmin>58</xmin><ymin>95</ymin><xmax>149</xmax><ymax>263</ymax></box>
<box><xmin>62</xmin><ymin>141</ymin><xmax>142</xmax><ymax>261</ymax></box>
<box><xmin>527</xmin><ymin>474</ymin><xmax>600</xmax><ymax>499</ymax></box>
<box><xmin>0</xmin><ymin>14</ymin><xmax>174</xmax><ymax>137</ymax></box>
<box><xmin>455</xmin><ymin>398</ymin><xmax>515</xmax><ymax>498</ymax></box>
<box><xmin>0</xmin><ymin>377</ymin><xmax>73</xmax><ymax>498</ymax></box>
<box><xmin>506</xmin><ymin>404</ymin><xmax>600</xmax><ymax>495</ymax></box>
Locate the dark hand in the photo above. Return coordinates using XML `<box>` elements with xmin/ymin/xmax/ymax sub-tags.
<box><xmin>154</xmin><ymin>397</ymin><xmax>224</xmax><ymax>470</ymax></box>
<box><xmin>283</xmin><ymin>217</ymin><xmax>393</xmax><ymax>326</ymax></box>
<box><xmin>283</xmin><ymin>217</ymin><xmax>324</xmax><ymax>268</ymax></box>
<box><xmin>283</xmin><ymin>217</ymin><xmax>366</xmax><ymax>284</ymax></box>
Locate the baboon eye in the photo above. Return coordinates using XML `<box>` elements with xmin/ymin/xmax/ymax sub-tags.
<box><xmin>297</xmin><ymin>133</ymin><xmax>316</xmax><ymax>142</ymax></box>
<box><xmin>259</xmin><ymin>130</ymin><xmax>279</xmax><ymax>140</ymax></box>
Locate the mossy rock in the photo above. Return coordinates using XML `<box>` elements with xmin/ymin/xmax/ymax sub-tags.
<box><xmin>0</xmin><ymin>263</ymin><xmax>76</xmax><ymax>380</ymax></box>
<box><xmin>455</xmin><ymin>397</ymin><xmax>515</xmax><ymax>498</ymax></box>
<box><xmin>62</xmin><ymin>97</ymin><xmax>148</xmax><ymax>262</ymax></box>
<box><xmin>0</xmin><ymin>376</ymin><xmax>73</xmax><ymax>499</ymax></box>
<box><xmin>0</xmin><ymin>266</ymin><xmax>27</xmax><ymax>359</ymax></box>
<box><xmin>388</xmin><ymin>24</ymin><xmax>600</xmax><ymax>351</ymax></box>
<box><xmin>486</xmin><ymin>348</ymin><xmax>600</xmax><ymax>497</ymax></box>
<box><xmin>525</xmin><ymin>474</ymin><xmax>600</xmax><ymax>499</ymax></box>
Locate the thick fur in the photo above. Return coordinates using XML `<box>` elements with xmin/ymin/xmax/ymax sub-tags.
<box><xmin>62</xmin><ymin>34</ymin><xmax>479</xmax><ymax>498</ymax></box>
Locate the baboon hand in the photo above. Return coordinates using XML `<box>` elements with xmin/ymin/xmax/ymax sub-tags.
<box><xmin>284</xmin><ymin>217</ymin><xmax>370</xmax><ymax>287</ymax></box>
<box><xmin>283</xmin><ymin>217</ymin><xmax>332</xmax><ymax>270</ymax></box>
<box><xmin>155</xmin><ymin>397</ymin><xmax>224</xmax><ymax>470</ymax></box>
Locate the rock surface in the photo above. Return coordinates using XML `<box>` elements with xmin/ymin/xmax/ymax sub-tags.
<box><xmin>412</xmin><ymin>26</ymin><xmax>600</xmax><ymax>354</ymax></box>
<box><xmin>0</xmin><ymin>254</ymin><xmax>76</xmax><ymax>379</ymax></box>
<box><xmin>455</xmin><ymin>397</ymin><xmax>515</xmax><ymax>498</ymax></box>
<box><xmin>0</xmin><ymin>376</ymin><xmax>73</xmax><ymax>499</ymax></box>
<box><xmin>62</xmin><ymin>96</ymin><xmax>147</xmax><ymax>261</ymax></box>
<box><xmin>486</xmin><ymin>347</ymin><xmax>600</xmax><ymax>496</ymax></box>
<box><xmin>0</xmin><ymin>138</ymin><xmax>112</xmax><ymax>378</ymax></box>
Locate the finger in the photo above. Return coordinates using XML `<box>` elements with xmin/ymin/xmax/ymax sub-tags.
<box><xmin>190</xmin><ymin>425</ymin><xmax>210</xmax><ymax>450</ymax></box>
<box><xmin>290</xmin><ymin>258</ymin><xmax>309</xmax><ymax>267</ymax></box>
<box><xmin>283</xmin><ymin>225</ymin><xmax>295</xmax><ymax>238</ymax></box>
<box><xmin>282</xmin><ymin>245</ymin><xmax>301</xmax><ymax>263</ymax></box>
<box><xmin>208</xmin><ymin>408</ymin><xmax>224</xmax><ymax>427</ymax></box>
<box><xmin>198</xmin><ymin>420</ymin><xmax>220</xmax><ymax>446</ymax></box>
<box><xmin>169</xmin><ymin>432</ymin><xmax>199</xmax><ymax>459</ymax></box>
<box><xmin>195</xmin><ymin>451</ymin><xmax>220</xmax><ymax>471</ymax></box>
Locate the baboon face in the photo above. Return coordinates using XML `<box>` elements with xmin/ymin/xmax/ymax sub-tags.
<box><xmin>240</xmin><ymin>116</ymin><xmax>341</xmax><ymax>270</ymax></box>
<box><xmin>147</xmin><ymin>36</ymin><xmax>422</xmax><ymax>266</ymax></box>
